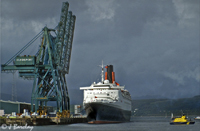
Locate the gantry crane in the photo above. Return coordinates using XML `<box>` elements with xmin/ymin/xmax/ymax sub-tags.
<box><xmin>1</xmin><ymin>2</ymin><xmax>76</xmax><ymax>116</ymax></box>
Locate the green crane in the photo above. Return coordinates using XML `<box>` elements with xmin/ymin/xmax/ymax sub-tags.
<box><xmin>1</xmin><ymin>2</ymin><xmax>76</xmax><ymax>116</ymax></box>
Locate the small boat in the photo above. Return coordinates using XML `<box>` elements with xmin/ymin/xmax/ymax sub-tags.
<box><xmin>194</xmin><ymin>116</ymin><xmax>200</xmax><ymax>120</ymax></box>
<box><xmin>170</xmin><ymin>113</ymin><xmax>195</xmax><ymax>125</ymax></box>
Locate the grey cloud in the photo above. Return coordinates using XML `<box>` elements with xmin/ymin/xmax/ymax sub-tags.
<box><xmin>1</xmin><ymin>0</ymin><xmax>199</xmax><ymax>104</ymax></box>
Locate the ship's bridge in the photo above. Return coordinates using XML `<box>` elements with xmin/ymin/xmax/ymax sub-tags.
<box><xmin>80</xmin><ymin>83</ymin><xmax>124</xmax><ymax>90</ymax></box>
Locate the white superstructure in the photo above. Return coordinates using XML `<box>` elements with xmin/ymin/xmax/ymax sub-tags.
<box><xmin>80</xmin><ymin>81</ymin><xmax>132</xmax><ymax>111</ymax></box>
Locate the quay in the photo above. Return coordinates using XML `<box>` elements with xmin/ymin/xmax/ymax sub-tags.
<box><xmin>0</xmin><ymin>117</ymin><xmax>88</xmax><ymax>126</ymax></box>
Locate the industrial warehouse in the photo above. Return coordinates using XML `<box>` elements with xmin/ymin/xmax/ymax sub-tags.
<box><xmin>0</xmin><ymin>100</ymin><xmax>83</xmax><ymax>116</ymax></box>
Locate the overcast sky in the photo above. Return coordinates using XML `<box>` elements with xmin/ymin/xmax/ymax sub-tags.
<box><xmin>0</xmin><ymin>0</ymin><xmax>199</xmax><ymax>104</ymax></box>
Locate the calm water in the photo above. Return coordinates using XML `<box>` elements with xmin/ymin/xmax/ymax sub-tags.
<box><xmin>2</xmin><ymin>117</ymin><xmax>200</xmax><ymax>131</ymax></box>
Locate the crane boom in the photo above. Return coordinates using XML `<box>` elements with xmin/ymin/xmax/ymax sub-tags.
<box><xmin>1</xmin><ymin>2</ymin><xmax>76</xmax><ymax>116</ymax></box>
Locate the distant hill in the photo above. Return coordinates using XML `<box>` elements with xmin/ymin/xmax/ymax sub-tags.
<box><xmin>0</xmin><ymin>93</ymin><xmax>31</xmax><ymax>103</ymax></box>
<box><xmin>132</xmin><ymin>95</ymin><xmax>168</xmax><ymax>100</ymax></box>
<box><xmin>132</xmin><ymin>95</ymin><xmax>200</xmax><ymax>116</ymax></box>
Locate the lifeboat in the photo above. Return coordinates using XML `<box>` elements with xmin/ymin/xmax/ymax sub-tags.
<box><xmin>170</xmin><ymin>114</ymin><xmax>195</xmax><ymax>125</ymax></box>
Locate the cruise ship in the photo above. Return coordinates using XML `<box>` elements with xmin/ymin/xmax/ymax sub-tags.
<box><xmin>80</xmin><ymin>63</ymin><xmax>132</xmax><ymax>123</ymax></box>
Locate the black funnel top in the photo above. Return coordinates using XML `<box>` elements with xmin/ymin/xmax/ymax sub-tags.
<box><xmin>106</xmin><ymin>65</ymin><xmax>113</xmax><ymax>83</ymax></box>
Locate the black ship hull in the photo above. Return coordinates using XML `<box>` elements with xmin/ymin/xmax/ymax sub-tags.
<box><xmin>85</xmin><ymin>103</ymin><xmax>131</xmax><ymax>122</ymax></box>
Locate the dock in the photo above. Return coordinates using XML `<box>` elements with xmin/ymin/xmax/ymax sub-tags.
<box><xmin>0</xmin><ymin>117</ymin><xmax>88</xmax><ymax>126</ymax></box>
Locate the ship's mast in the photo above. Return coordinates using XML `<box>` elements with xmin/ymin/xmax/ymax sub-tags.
<box><xmin>100</xmin><ymin>61</ymin><xmax>104</xmax><ymax>83</ymax></box>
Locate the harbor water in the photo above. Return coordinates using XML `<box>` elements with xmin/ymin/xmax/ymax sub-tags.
<box><xmin>1</xmin><ymin>116</ymin><xmax>200</xmax><ymax>131</ymax></box>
